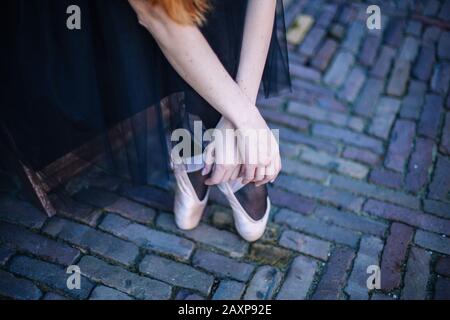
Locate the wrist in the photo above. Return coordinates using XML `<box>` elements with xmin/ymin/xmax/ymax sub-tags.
<box><xmin>230</xmin><ymin>102</ymin><xmax>261</xmax><ymax>129</ymax></box>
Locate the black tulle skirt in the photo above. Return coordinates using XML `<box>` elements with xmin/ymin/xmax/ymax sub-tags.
<box><xmin>0</xmin><ymin>0</ymin><xmax>291</xmax><ymax>189</ymax></box>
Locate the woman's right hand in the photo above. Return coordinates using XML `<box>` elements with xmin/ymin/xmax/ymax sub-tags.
<box><xmin>234</xmin><ymin>105</ymin><xmax>282</xmax><ymax>186</ymax></box>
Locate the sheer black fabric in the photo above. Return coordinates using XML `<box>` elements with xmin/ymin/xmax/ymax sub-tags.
<box><xmin>0</xmin><ymin>0</ymin><xmax>291</xmax><ymax>191</ymax></box>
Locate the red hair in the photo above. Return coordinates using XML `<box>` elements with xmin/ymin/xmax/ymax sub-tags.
<box><xmin>150</xmin><ymin>0</ymin><xmax>211</xmax><ymax>25</ymax></box>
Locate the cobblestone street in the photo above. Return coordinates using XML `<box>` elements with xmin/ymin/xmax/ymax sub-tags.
<box><xmin>1</xmin><ymin>0</ymin><xmax>450</xmax><ymax>300</ymax></box>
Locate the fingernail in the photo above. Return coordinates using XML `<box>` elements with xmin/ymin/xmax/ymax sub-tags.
<box><xmin>201</xmin><ymin>168</ymin><xmax>207</xmax><ymax>176</ymax></box>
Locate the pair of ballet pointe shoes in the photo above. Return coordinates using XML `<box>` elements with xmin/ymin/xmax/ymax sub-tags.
<box><xmin>172</xmin><ymin>155</ymin><xmax>270</xmax><ymax>242</ymax></box>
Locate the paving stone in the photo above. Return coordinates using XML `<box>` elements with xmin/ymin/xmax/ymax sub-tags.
<box><xmin>0</xmin><ymin>245</ymin><xmax>14</xmax><ymax>267</ymax></box>
<box><xmin>401</xmin><ymin>247</ymin><xmax>431</xmax><ymax>300</ymax></box>
<box><xmin>434</xmin><ymin>277</ymin><xmax>450</xmax><ymax>299</ymax></box>
<box><xmin>424</xmin><ymin>199</ymin><xmax>450</xmax><ymax>219</ymax></box>
<box><xmin>400</xmin><ymin>80</ymin><xmax>427</xmax><ymax>119</ymax></box>
<box><xmin>280</xmin><ymin>126</ymin><xmax>340</xmax><ymax>155</ymax></box>
<box><xmin>435</xmin><ymin>256</ymin><xmax>450</xmax><ymax>277</ymax></box>
<box><xmin>440</xmin><ymin>112</ymin><xmax>450</xmax><ymax>155</ymax></box>
<box><xmin>369</xmin><ymin>168</ymin><xmax>403</xmax><ymax>189</ymax></box>
<box><xmin>44</xmin><ymin>217</ymin><xmax>139</xmax><ymax>266</ymax></box>
<box><xmin>9</xmin><ymin>255</ymin><xmax>94</xmax><ymax>299</ymax></box>
<box><xmin>406</xmin><ymin>20</ymin><xmax>422</xmax><ymax>37</ymax></box>
<box><xmin>431</xmin><ymin>63</ymin><xmax>450</xmax><ymax>95</ymax></box>
<box><xmin>43</xmin><ymin>292</ymin><xmax>69</xmax><ymax>300</ymax></box>
<box><xmin>311</xmin><ymin>39</ymin><xmax>338</xmax><ymax>71</ymax></box>
<box><xmin>268</xmin><ymin>187</ymin><xmax>316</xmax><ymax>215</ymax></box>
<box><xmin>342</xmin><ymin>147</ymin><xmax>380</xmax><ymax>166</ymax></box>
<box><xmin>438</xmin><ymin>32</ymin><xmax>450</xmax><ymax>60</ymax></box>
<box><xmin>342</xmin><ymin>21</ymin><xmax>365</xmax><ymax>53</ymax></box>
<box><xmin>279</xmin><ymin>230</ymin><xmax>331</xmax><ymax>260</ymax></box>
<box><xmin>192</xmin><ymin>249</ymin><xmax>254</xmax><ymax>282</ymax></box>
<box><xmin>384</xmin><ymin>119</ymin><xmax>416</xmax><ymax>172</ymax></box>
<box><xmin>414</xmin><ymin>230</ymin><xmax>450</xmax><ymax>255</ymax></box>
<box><xmin>345</xmin><ymin>236</ymin><xmax>384</xmax><ymax>300</ymax></box>
<box><xmin>423</xmin><ymin>26</ymin><xmax>441</xmax><ymax>44</ymax></box>
<box><xmin>384</xmin><ymin>19</ymin><xmax>405</xmax><ymax>48</ymax></box>
<box><xmin>0</xmin><ymin>196</ymin><xmax>47</xmax><ymax>229</ymax></box>
<box><xmin>413</xmin><ymin>44</ymin><xmax>436</xmax><ymax>81</ymax></box>
<box><xmin>428</xmin><ymin>156</ymin><xmax>450</xmax><ymax>202</ymax></box>
<box><xmin>380</xmin><ymin>223</ymin><xmax>414</xmax><ymax>292</ymax></box>
<box><xmin>212</xmin><ymin>280</ymin><xmax>245</xmax><ymax>300</ymax></box>
<box><xmin>156</xmin><ymin>213</ymin><xmax>248</xmax><ymax>258</ymax></box>
<box><xmin>139</xmin><ymin>254</ymin><xmax>214</xmax><ymax>296</ymax></box>
<box><xmin>399</xmin><ymin>36</ymin><xmax>419</xmax><ymax>62</ymax></box>
<box><xmin>371</xmin><ymin>293</ymin><xmax>396</xmax><ymax>300</ymax></box>
<box><xmin>0</xmin><ymin>222</ymin><xmax>80</xmax><ymax>266</ymax></box>
<box><xmin>405</xmin><ymin>138</ymin><xmax>435</xmax><ymax>193</ymax></box>
<box><xmin>100</xmin><ymin>213</ymin><xmax>194</xmax><ymax>261</ymax></box>
<box><xmin>0</xmin><ymin>269</ymin><xmax>42</xmax><ymax>300</ymax></box>
<box><xmin>274</xmin><ymin>208</ymin><xmax>360</xmax><ymax>248</ymax></box>
<box><xmin>331</xmin><ymin>175</ymin><xmax>420</xmax><ymax>210</ymax></box>
<box><xmin>275</xmin><ymin>175</ymin><xmax>365</xmax><ymax>213</ymax></box>
<box><xmin>354</xmin><ymin>78</ymin><xmax>384</xmax><ymax>117</ymax></box>
<box><xmin>359</xmin><ymin>35</ymin><xmax>382</xmax><ymax>66</ymax></box>
<box><xmin>248</xmin><ymin>243</ymin><xmax>292</xmax><ymax>267</ymax></box>
<box><xmin>330</xmin><ymin>23</ymin><xmax>345</xmax><ymax>39</ymax></box>
<box><xmin>119</xmin><ymin>184</ymin><xmax>173</xmax><ymax>212</ymax></box>
<box><xmin>314</xmin><ymin>206</ymin><xmax>388</xmax><ymax>237</ymax></box>
<box><xmin>276</xmin><ymin>255</ymin><xmax>318</xmax><ymax>300</ymax></box>
<box><xmin>419</xmin><ymin>94</ymin><xmax>444</xmax><ymax>140</ymax></box>
<box><xmin>387</xmin><ymin>59</ymin><xmax>411</xmax><ymax>97</ymax></box>
<box><xmin>324</xmin><ymin>51</ymin><xmax>355</xmax><ymax>87</ymax></box>
<box><xmin>261</xmin><ymin>108</ymin><xmax>309</xmax><ymax>131</ymax></box>
<box><xmin>364</xmin><ymin>199</ymin><xmax>450</xmax><ymax>236</ymax></box>
<box><xmin>50</xmin><ymin>195</ymin><xmax>101</xmax><ymax>227</ymax></box>
<box><xmin>78</xmin><ymin>255</ymin><xmax>171</xmax><ymax>299</ymax></box>
<box><xmin>371</xmin><ymin>46</ymin><xmax>396</xmax><ymax>79</ymax></box>
<box><xmin>369</xmin><ymin>97</ymin><xmax>402</xmax><ymax>139</ymax></box>
<box><xmin>299</xmin><ymin>27</ymin><xmax>326</xmax><ymax>57</ymax></box>
<box><xmin>243</xmin><ymin>266</ymin><xmax>282</xmax><ymax>300</ymax></box>
<box><xmin>423</xmin><ymin>0</ymin><xmax>441</xmax><ymax>16</ymax></box>
<box><xmin>289</xmin><ymin>63</ymin><xmax>321</xmax><ymax>83</ymax></box>
<box><xmin>312</xmin><ymin>247</ymin><xmax>355</xmax><ymax>300</ymax></box>
<box><xmin>316</xmin><ymin>4</ymin><xmax>337</xmax><ymax>28</ymax></box>
<box><xmin>286</xmin><ymin>15</ymin><xmax>314</xmax><ymax>45</ymax></box>
<box><xmin>439</xmin><ymin>2</ymin><xmax>450</xmax><ymax>21</ymax></box>
<box><xmin>338</xmin><ymin>67</ymin><xmax>366</xmax><ymax>103</ymax></box>
<box><xmin>89</xmin><ymin>286</ymin><xmax>133</xmax><ymax>300</ymax></box>
<box><xmin>281</xmin><ymin>158</ymin><xmax>329</xmax><ymax>182</ymax></box>
<box><xmin>313</xmin><ymin>124</ymin><xmax>384</xmax><ymax>154</ymax></box>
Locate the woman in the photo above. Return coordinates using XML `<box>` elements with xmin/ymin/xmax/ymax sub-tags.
<box><xmin>0</xmin><ymin>0</ymin><xmax>290</xmax><ymax>241</ymax></box>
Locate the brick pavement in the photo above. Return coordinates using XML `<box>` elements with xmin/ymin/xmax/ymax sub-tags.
<box><xmin>0</xmin><ymin>0</ymin><xmax>450</xmax><ymax>300</ymax></box>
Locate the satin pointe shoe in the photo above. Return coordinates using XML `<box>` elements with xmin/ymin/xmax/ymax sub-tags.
<box><xmin>171</xmin><ymin>154</ymin><xmax>210</xmax><ymax>230</ymax></box>
<box><xmin>218</xmin><ymin>179</ymin><xmax>270</xmax><ymax>242</ymax></box>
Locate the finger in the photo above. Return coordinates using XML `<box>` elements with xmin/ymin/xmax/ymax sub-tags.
<box><xmin>243</xmin><ymin>164</ymin><xmax>256</xmax><ymax>184</ymax></box>
<box><xmin>205</xmin><ymin>164</ymin><xmax>226</xmax><ymax>185</ymax></box>
<box><xmin>220</xmin><ymin>166</ymin><xmax>235</xmax><ymax>183</ymax></box>
<box><xmin>254</xmin><ymin>167</ymin><xmax>265</xmax><ymax>186</ymax></box>
<box><xmin>259</xmin><ymin>162</ymin><xmax>276</xmax><ymax>186</ymax></box>
<box><xmin>202</xmin><ymin>144</ymin><xmax>215</xmax><ymax>176</ymax></box>
<box><xmin>230</xmin><ymin>165</ymin><xmax>241</xmax><ymax>181</ymax></box>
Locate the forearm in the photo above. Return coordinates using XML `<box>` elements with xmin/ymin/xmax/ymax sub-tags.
<box><xmin>128</xmin><ymin>0</ymin><xmax>256</xmax><ymax>127</ymax></box>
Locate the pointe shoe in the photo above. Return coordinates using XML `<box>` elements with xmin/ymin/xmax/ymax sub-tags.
<box><xmin>172</xmin><ymin>154</ymin><xmax>210</xmax><ymax>230</ymax></box>
<box><xmin>218</xmin><ymin>179</ymin><xmax>270</xmax><ymax>242</ymax></box>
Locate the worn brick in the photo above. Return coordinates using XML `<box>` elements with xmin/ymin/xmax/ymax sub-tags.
<box><xmin>439</xmin><ymin>2</ymin><xmax>450</xmax><ymax>21</ymax></box>
<box><xmin>423</xmin><ymin>26</ymin><xmax>441</xmax><ymax>44</ymax></box>
<box><xmin>371</xmin><ymin>46</ymin><xmax>396</xmax><ymax>79</ymax></box>
<box><xmin>438</xmin><ymin>31</ymin><xmax>450</xmax><ymax>60</ymax></box>
<box><xmin>0</xmin><ymin>222</ymin><xmax>79</xmax><ymax>266</ymax></box>
<box><xmin>312</xmin><ymin>247</ymin><xmax>355</xmax><ymax>300</ymax></box>
<box><xmin>429</xmin><ymin>156</ymin><xmax>450</xmax><ymax>202</ymax></box>
<box><xmin>385</xmin><ymin>19</ymin><xmax>405</xmax><ymax>48</ymax></box>
<box><xmin>281</xmin><ymin>158</ymin><xmax>329</xmax><ymax>182</ymax></box>
<box><xmin>406</xmin><ymin>20</ymin><xmax>422</xmax><ymax>37</ymax></box>
<box><xmin>43</xmin><ymin>292</ymin><xmax>69</xmax><ymax>300</ymax></box>
<box><xmin>268</xmin><ymin>187</ymin><xmax>316</xmax><ymax>215</ymax></box>
<box><xmin>369</xmin><ymin>97</ymin><xmax>401</xmax><ymax>139</ymax></box>
<box><xmin>316</xmin><ymin>4</ymin><xmax>337</xmax><ymax>28</ymax></box>
<box><xmin>343</xmin><ymin>147</ymin><xmax>380</xmax><ymax>166</ymax></box>
<box><xmin>436</xmin><ymin>257</ymin><xmax>450</xmax><ymax>277</ymax></box>
<box><xmin>289</xmin><ymin>63</ymin><xmax>321</xmax><ymax>83</ymax></box>
<box><xmin>314</xmin><ymin>206</ymin><xmax>388</xmax><ymax>237</ymax></box>
<box><xmin>0</xmin><ymin>197</ymin><xmax>46</xmax><ymax>229</ymax></box>
<box><xmin>424</xmin><ymin>199</ymin><xmax>450</xmax><ymax>219</ymax></box>
<box><xmin>387</xmin><ymin>59</ymin><xmax>411</xmax><ymax>97</ymax></box>
<box><xmin>359</xmin><ymin>35</ymin><xmax>382</xmax><ymax>66</ymax></box>
<box><xmin>432</xmin><ymin>63</ymin><xmax>450</xmax><ymax>96</ymax></box>
<box><xmin>405</xmin><ymin>138</ymin><xmax>435</xmax><ymax>193</ymax></box>
<box><xmin>119</xmin><ymin>184</ymin><xmax>173</xmax><ymax>212</ymax></box>
<box><xmin>261</xmin><ymin>108</ymin><xmax>309</xmax><ymax>131</ymax></box>
<box><xmin>275</xmin><ymin>175</ymin><xmax>365</xmax><ymax>213</ymax></box>
<box><xmin>369</xmin><ymin>168</ymin><xmax>403</xmax><ymax>189</ymax></box>
<box><xmin>434</xmin><ymin>277</ymin><xmax>450</xmax><ymax>300</ymax></box>
<box><xmin>380</xmin><ymin>223</ymin><xmax>414</xmax><ymax>292</ymax></box>
<box><xmin>275</xmin><ymin>208</ymin><xmax>360</xmax><ymax>248</ymax></box>
<box><xmin>9</xmin><ymin>255</ymin><xmax>94</xmax><ymax>299</ymax></box>
<box><xmin>276</xmin><ymin>255</ymin><xmax>318</xmax><ymax>300</ymax></box>
<box><xmin>248</xmin><ymin>243</ymin><xmax>292</xmax><ymax>267</ymax></box>
<box><xmin>157</xmin><ymin>213</ymin><xmax>248</xmax><ymax>258</ymax></box>
<box><xmin>399</xmin><ymin>36</ymin><xmax>419</xmax><ymax>62</ymax></box>
<box><xmin>419</xmin><ymin>94</ymin><xmax>444</xmax><ymax>140</ymax></box>
<box><xmin>279</xmin><ymin>127</ymin><xmax>339</xmax><ymax>154</ymax></box>
<box><xmin>100</xmin><ymin>213</ymin><xmax>194</xmax><ymax>261</ymax></box>
<box><xmin>244</xmin><ymin>266</ymin><xmax>282</xmax><ymax>300</ymax></box>
<box><xmin>212</xmin><ymin>280</ymin><xmax>245</xmax><ymax>300</ymax></box>
<box><xmin>279</xmin><ymin>230</ymin><xmax>331</xmax><ymax>260</ymax></box>
<box><xmin>440</xmin><ymin>113</ymin><xmax>450</xmax><ymax>155</ymax></box>
<box><xmin>89</xmin><ymin>286</ymin><xmax>133</xmax><ymax>300</ymax></box>
<box><xmin>354</xmin><ymin>78</ymin><xmax>384</xmax><ymax>117</ymax></box>
<box><xmin>300</xmin><ymin>27</ymin><xmax>326</xmax><ymax>56</ymax></box>
<box><xmin>311</xmin><ymin>39</ymin><xmax>337</xmax><ymax>71</ymax></box>
<box><xmin>414</xmin><ymin>230</ymin><xmax>450</xmax><ymax>255</ymax></box>
<box><xmin>331</xmin><ymin>175</ymin><xmax>420</xmax><ymax>210</ymax></box>
<box><xmin>0</xmin><ymin>269</ymin><xmax>42</xmax><ymax>300</ymax></box>
<box><xmin>50</xmin><ymin>195</ymin><xmax>101</xmax><ymax>227</ymax></box>
<box><xmin>364</xmin><ymin>200</ymin><xmax>450</xmax><ymax>236</ymax></box>
<box><xmin>286</xmin><ymin>15</ymin><xmax>314</xmax><ymax>45</ymax></box>
<box><xmin>401</xmin><ymin>247</ymin><xmax>431</xmax><ymax>300</ymax></box>
<box><xmin>342</xmin><ymin>21</ymin><xmax>365</xmax><ymax>53</ymax></box>
<box><xmin>423</xmin><ymin>0</ymin><xmax>441</xmax><ymax>16</ymax></box>
<box><xmin>385</xmin><ymin>119</ymin><xmax>416</xmax><ymax>172</ymax></box>
<box><xmin>79</xmin><ymin>255</ymin><xmax>171</xmax><ymax>299</ymax></box>
<box><xmin>400</xmin><ymin>80</ymin><xmax>427</xmax><ymax>119</ymax></box>
<box><xmin>413</xmin><ymin>44</ymin><xmax>435</xmax><ymax>81</ymax></box>
<box><xmin>345</xmin><ymin>236</ymin><xmax>384</xmax><ymax>300</ymax></box>
<box><xmin>324</xmin><ymin>51</ymin><xmax>355</xmax><ymax>87</ymax></box>
<box><xmin>0</xmin><ymin>245</ymin><xmax>14</xmax><ymax>267</ymax></box>
<box><xmin>44</xmin><ymin>217</ymin><xmax>138</xmax><ymax>266</ymax></box>
<box><xmin>338</xmin><ymin>67</ymin><xmax>366</xmax><ymax>103</ymax></box>
<box><xmin>192</xmin><ymin>249</ymin><xmax>254</xmax><ymax>282</ymax></box>
<box><xmin>140</xmin><ymin>254</ymin><xmax>214</xmax><ymax>296</ymax></box>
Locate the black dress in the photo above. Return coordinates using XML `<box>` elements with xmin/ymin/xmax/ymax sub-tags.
<box><xmin>0</xmin><ymin>0</ymin><xmax>291</xmax><ymax>190</ymax></box>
